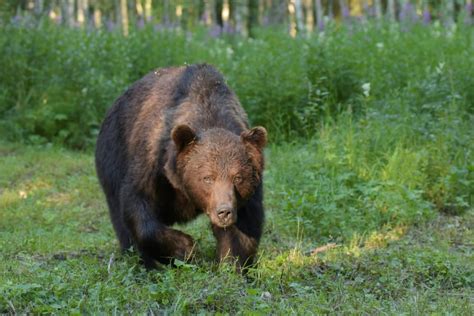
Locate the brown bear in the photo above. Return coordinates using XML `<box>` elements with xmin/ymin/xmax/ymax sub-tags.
<box><xmin>95</xmin><ymin>64</ymin><xmax>267</xmax><ymax>269</ymax></box>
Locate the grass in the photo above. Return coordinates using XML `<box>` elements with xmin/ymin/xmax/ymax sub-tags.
<box><xmin>0</xmin><ymin>141</ymin><xmax>472</xmax><ymax>314</ymax></box>
<box><xmin>1</xmin><ymin>18</ymin><xmax>473</xmax><ymax>314</ymax></box>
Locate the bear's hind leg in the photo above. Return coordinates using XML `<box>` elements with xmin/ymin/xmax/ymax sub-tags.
<box><xmin>105</xmin><ymin>194</ymin><xmax>132</xmax><ymax>251</ymax></box>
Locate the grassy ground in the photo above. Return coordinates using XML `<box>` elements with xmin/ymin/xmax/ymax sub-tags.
<box><xmin>0</xmin><ymin>141</ymin><xmax>472</xmax><ymax>314</ymax></box>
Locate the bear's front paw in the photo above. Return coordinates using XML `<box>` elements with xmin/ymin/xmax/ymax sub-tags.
<box><xmin>166</xmin><ymin>229</ymin><xmax>196</xmax><ymax>261</ymax></box>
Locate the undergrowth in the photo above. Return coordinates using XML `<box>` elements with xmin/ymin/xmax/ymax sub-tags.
<box><xmin>0</xmin><ymin>142</ymin><xmax>472</xmax><ymax>313</ymax></box>
<box><xmin>1</xmin><ymin>20</ymin><xmax>474</xmax><ymax>146</ymax></box>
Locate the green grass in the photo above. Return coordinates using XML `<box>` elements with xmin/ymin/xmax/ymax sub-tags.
<box><xmin>1</xmin><ymin>18</ymin><xmax>473</xmax><ymax>314</ymax></box>
<box><xmin>0</xmin><ymin>141</ymin><xmax>472</xmax><ymax>314</ymax></box>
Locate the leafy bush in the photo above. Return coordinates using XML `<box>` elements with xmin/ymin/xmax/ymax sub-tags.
<box><xmin>1</xmin><ymin>20</ymin><xmax>473</xmax><ymax>147</ymax></box>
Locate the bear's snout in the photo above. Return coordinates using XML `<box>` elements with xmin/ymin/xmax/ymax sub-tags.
<box><xmin>216</xmin><ymin>206</ymin><xmax>234</xmax><ymax>225</ymax></box>
<box><xmin>213</xmin><ymin>204</ymin><xmax>237</xmax><ymax>227</ymax></box>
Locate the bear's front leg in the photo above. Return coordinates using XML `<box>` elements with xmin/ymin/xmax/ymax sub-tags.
<box><xmin>212</xmin><ymin>225</ymin><xmax>259</xmax><ymax>268</ymax></box>
<box><xmin>212</xmin><ymin>200</ymin><xmax>264</xmax><ymax>269</ymax></box>
<box><xmin>120</xmin><ymin>185</ymin><xmax>195</xmax><ymax>269</ymax></box>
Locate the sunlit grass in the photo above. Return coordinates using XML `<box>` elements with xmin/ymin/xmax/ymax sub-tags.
<box><xmin>0</xmin><ymin>142</ymin><xmax>472</xmax><ymax>314</ymax></box>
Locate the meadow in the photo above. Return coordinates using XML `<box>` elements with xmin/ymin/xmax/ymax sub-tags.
<box><xmin>0</xmin><ymin>20</ymin><xmax>473</xmax><ymax>313</ymax></box>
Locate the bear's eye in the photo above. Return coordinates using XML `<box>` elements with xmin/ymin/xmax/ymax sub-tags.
<box><xmin>203</xmin><ymin>176</ymin><xmax>214</xmax><ymax>184</ymax></box>
<box><xmin>233</xmin><ymin>175</ymin><xmax>242</xmax><ymax>185</ymax></box>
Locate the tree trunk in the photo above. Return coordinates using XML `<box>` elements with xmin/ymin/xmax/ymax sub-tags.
<box><xmin>93</xmin><ymin>6</ymin><xmax>102</xmax><ymax>28</ymax></box>
<box><xmin>387</xmin><ymin>0</ymin><xmax>396</xmax><ymax>21</ymax></box>
<box><xmin>215</xmin><ymin>0</ymin><xmax>224</xmax><ymax>27</ymax></box>
<box><xmin>163</xmin><ymin>0</ymin><xmax>171</xmax><ymax>25</ymax></box>
<box><xmin>374</xmin><ymin>0</ymin><xmax>382</xmax><ymax>19</ymax></box>
<box><xmin>327</xmin><ymin>0</ymin><xmax>334</xmax><ymax>20</ymax></box>
<box><xmin>248</xmin><ymin>0</ymin><xmax>259</xmax><ymax>37</ymax></box>
<box><xmin>144</xmin><ymin>0</ymin><xmax>152</xmax><ymax>21</ymax></box>
<box><xmin>258</xmin><ymin>0</ymin><xmax>264</xmax><ymax>26</ymax></box>
<box><xmin>304</xmin><ymin>0</ymin><xmax>313</xmax><ymax>32</ymax></box>
<box><xmin>227</xmin><ymin>0</ymin><xmax>235</xmax><ymax>27</ymax></box>
<box><xmin>235</xmin><ymin>0</ymin><xmax>248</xmax><ymax>36</ymax></box>
<box><xmin>445</xmin><ymin>0</ymin><xmax>455</xmax><ymax>26</ymax></box>
<box><xmin>34</xmin><ymin>0</ymin><xmax>43</xmax><ymax>17</ymax></box>
<box><xmin>294</xmin><ymin>0</ymin><xmax>304</xmax><ymax>34</ymax></box>
<box><xmin>339</xmin><ymin>0</ymin><xmax>349</xmax><ymax>19</ymax></box>
<box><xmin>466</xmin><ymin>0</ymin><xmax>473</xmax><ymax>24</ymax></box>
<box><xmin>119</xmin><ymin>0</ymin><xmax>129</xmax><ymax>35</ymax></box>
<box><xmin>61</xmin><ymin>0</ymin><xmax>75</xmax><ymax>26</ymax></box>
<box><xmin>288</xmin><ymin>0</ymin><xmax>296</xmax><ymax>37</ymax></box>
<box><xmin>77</xmin><ymin>0</ymin><xmax>88</xmax><ymax>26</ymax></box>
<box><xmin>204</xmin><ymin>0</ymin><xmax>214</xmax><ymax>25</ymax></box>
<box><xmin>315</xmin><ymin>0</ymin><xmax>323</xmax><ymax>31</ymax></box>
<box><xmin>136</xmin><ymin>0</ymin><xmax>144</xmax><ymax>19</ymax></box>
<box><xmin>268</xmin><ymin>0</ymin><xmax>285</xmax><ymax>25</ymax></box>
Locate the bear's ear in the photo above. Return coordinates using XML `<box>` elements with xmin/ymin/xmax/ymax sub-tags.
<box><xmin>241</xmin><ymin>126</ymin><xmax>267</xmax><ymax>149</ymax></box>
<box><xmin>171</xmin><ymin>125</ymin><xmax>197</xmax><ymax>152</ymax></box>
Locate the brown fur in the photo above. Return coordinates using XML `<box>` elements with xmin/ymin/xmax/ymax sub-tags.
<box><xmin>95</xmin><ymin>64</ymin><xmax>266</xmax><ymax>269</ymax></box>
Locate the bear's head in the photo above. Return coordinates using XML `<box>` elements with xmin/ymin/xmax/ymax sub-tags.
<box><xmin>171</xmin><ymin>125</ymin><xmax>267</xmax><ymax>227</ymax></box>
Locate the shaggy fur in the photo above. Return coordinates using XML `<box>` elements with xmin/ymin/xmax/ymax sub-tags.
<box><xmin>95</xmin><ymin>64</ymin><xmax>266</xmax><ymax>269</ymax></box>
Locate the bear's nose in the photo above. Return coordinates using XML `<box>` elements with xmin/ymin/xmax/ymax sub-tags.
<box><xmin>216</xmin><ymin>207</ymin><xmax>232</xmax><ymax>222</ymax></box>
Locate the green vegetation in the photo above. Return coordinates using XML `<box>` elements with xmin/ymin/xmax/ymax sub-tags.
<box><xmin>0</xmin><ymin>142</ymin><xmax>472</xmax><ymax>313</ymax></box>
<box><xmin>0</xmin><ymin>20</ymin><xmax>473</xmax><ymax>313</ymax></box>
<box><xmin>2</xmin><ymin>21</ymin><xmax>474</xmax><ymax>147</ymax></box>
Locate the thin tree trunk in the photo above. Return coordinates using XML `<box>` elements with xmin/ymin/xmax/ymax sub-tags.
<box><xmin>374</xmin><ymin>0</ymin><xmax>382</xmax><ymax>19</ymax></box>
<box><xmin>235</xmin><ymin>0</ymin><xmax>248</xmax><ymax>36</ymax></box>
<box><xmin>215</xmin><ymin>0</ymin><xmax>224</xmax><ymax>27</ymax></box>
<box><xmin>77</xmin><ymin>0</ymin><xmax>88</xmax><ymax>26</ymax></box>
<box><xmin>204</xmin><ymin>0</ymin><xmax>214</xmax><ymax>25</ymax></box>
<box><xmin>445</xmin><ymin>0</ymin><xmax>455</xmax><ymax>26</ymax></box>
<box><xmin>288</xmin><ymin>0</ymin><xmax>297</xmax><ymax>37</ymax></box>
<box><xmin>339</xmin><ymin>0</ymin><xmax>348</xmax><ymax>19</ymax></box>
<box><xmin>34</xmin><ymin>0</ymin><xmax>43</xmax><ymax>17</ymax></box>
<box><xmin>136</xmin><ymin>0</ymin><xmax>144</xmax><ymax>19</ymax></box>
<box><xmin>466</xmin><ymin>0</ymin><xmax>473</xmax><ymax>24</ymax></box>
<box><xmin>327</xmin><ymin>0</ymin><xmax>334</xmax><ymax>20</ymax></box>
<box><xmin>387</xmin><ymin>0</ymin><xmax>396</xmax><ymax>21</ymax></box>
<box><xmin>227</xmin><ymin>0</ymin><xmax>235</xmax><ymax>27</ymax></box>
<box><xmin>248</xmin><ymin>0</ymin><xmax>259</xmax><ymax>36</ymax></box>
<box><xmin>93</xmin><ymin>6</ymin><xmax>102</xmax><ymax>28</ymax></box>
<box><xmin>119</xmin><ymin>0</ymin><xmax>129</xmax><ymax>35</ymax></box>
<box><xmin>315</xmin><ymin>0</ymin><xmax>323</xmax><ymax>31</ymax></box>
<box><xmin>304</xmin><ymin>0</ymin><xmax>314</xmax><ymax>32</ymax></box>
<box><xmin>163</xmin><ymin>0</ymin><xmax>171</xmax><ymax>25</ymax></box>
<box><xmin>294</xmin><ymin>0</ymin><xmax>304</xmax><ymax>34</ymax></box>
<box><xmin>268</xmin><ymin>0</ymin><xmax>285</xmax><ymax>25</ymax></box>
<box><xmin>144</xmin><ymin>0</ymin><xmax>152</xmax><ymax>21</ymax></box>
<box><xmin>258</xmin><ymin>0</ymin><xmax>264</xmax><ymax>26</ymax></box>
<box><xmin>61</xmin><ymin>0</ymin><xmax>74</xmax><ymax>26</ymax></box>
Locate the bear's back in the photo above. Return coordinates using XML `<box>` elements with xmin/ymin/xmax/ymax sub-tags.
<box><xmin>117</xmin><ymin>64</ymin><xmax>248</xmax><ymax>156</ymax></box>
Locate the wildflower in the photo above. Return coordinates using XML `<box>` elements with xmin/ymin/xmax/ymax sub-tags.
<box><xmin>342</xmin><ymin>6</ymin><xmax>350</xmax><ymax>18</ymax></box>
<box><xmin>465</xmin><ymin>3</ymin><xmax>473</xmax><ymax>25</ymax></box>
<box><xmin>137</xmin><ymin>18</ymin><xmax>145</xmax><ymax>29</ymax></box>
<box><xmin>208</xmin><ymin>25</ymin><xmax>222</xmax><ymax>38</ymax></box>
<box><xmin>106</xmin><ymin>20</ymin><xmax>116</xmax><ymax>32</ymax></box>
<box><xmin>317</xmin><ymin>19</ymin><xmax>325</xmax><ymax>32</ymax></box>
<box><xmin>422</xmin><ymin>9</ymin><xmax>431</xmax><ymax>24</ymax></box>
